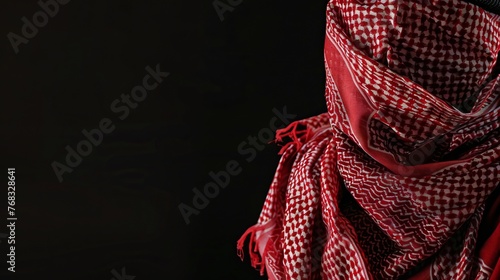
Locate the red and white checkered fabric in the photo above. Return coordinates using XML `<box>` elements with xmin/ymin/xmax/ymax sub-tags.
<box><xmin>238</xmin><ymin>0</ymin><xmax>500</xmax><ymax>279</ymax></box>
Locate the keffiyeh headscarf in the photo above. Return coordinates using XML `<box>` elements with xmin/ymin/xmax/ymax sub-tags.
<box><xmin>237</xmin><ymin>0</ymin><xmax>500</xmax><ymax>279</ymax></box>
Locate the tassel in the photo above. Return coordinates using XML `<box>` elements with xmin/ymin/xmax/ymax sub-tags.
<box><xmin>237</xmin><ymin>223</ymin><xmax>268</xmax><ymax>275</ymax></box>
<box><xmin>273</xmin><ymin>121</ymin><xmax>313</xmax><ymax>155</ymax></box>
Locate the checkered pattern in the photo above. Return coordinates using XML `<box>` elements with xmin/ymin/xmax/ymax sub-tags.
<box><xmin>238</xmin><ymin>0</ymin><xmax>500</xmax><ymax>279</ymax></box>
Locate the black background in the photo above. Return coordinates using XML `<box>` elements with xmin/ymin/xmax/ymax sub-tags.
<box><xmin>1</xmin><ymin>0</ymin><xmax>329</xmax><ymax>279</ymax></box>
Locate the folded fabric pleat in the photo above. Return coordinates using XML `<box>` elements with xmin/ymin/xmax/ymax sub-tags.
<box><xmin>238</xmin><ymin>0</ymin><xmax>500</xmax><ymax>279</ymax></box>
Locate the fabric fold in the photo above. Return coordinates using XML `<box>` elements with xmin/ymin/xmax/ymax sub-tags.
<box><xmin>238</xmin><ymin>0</ymin><xmax>499</xmax><ymax>279</ymax></box>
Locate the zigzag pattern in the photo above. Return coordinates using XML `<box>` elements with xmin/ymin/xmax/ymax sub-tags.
<box><xmin>238</xmin><ymin>0</ymin><xmax>500</xmax><ymax>279</ymax></box>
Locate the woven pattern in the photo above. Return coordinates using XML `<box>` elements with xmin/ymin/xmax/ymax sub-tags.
<box><xmin>238</xmin><ymin>0</ymin><xmax>500</xmax><ymax>279</ymax></box>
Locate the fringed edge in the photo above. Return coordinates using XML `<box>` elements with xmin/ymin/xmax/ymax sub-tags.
<box><xmin>273</xmin><ymin>121</ymin><xmax>313</xmax><ymax>155</ymax></box>
<box><xmin>237</xmin><ymin>223</ymin><xmax>269</xmax><ymax>276</ymax></box>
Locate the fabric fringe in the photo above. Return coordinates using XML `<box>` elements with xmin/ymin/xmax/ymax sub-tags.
<box><xmin>237</xmin><ymin>223</ymin><xmax>269</xmax><ymax>276</ymax></box>
<box><xmin>274</xmin><ymin>121</ymin><xmax>313</xmax><ymax>155</ymax></box>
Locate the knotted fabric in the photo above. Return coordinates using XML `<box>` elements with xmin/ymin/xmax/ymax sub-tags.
<box><xmin>238</xmin><ymin>0</ymin><xmax>500</xmax><ymax>279</ymax></box>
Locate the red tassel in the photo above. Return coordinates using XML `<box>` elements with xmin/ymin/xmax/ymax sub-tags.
<box><xmin>237</xmin><ymin>224</ymin><xmax>267</xmax><ymax>275</ymax></box>
<box><xmin>273</xmin><ymin>121</ymin><xmax>313</xmax><ymax>155</ymax></box>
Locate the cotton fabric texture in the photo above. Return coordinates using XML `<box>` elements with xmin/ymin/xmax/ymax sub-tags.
<box><xmin>237</xmin><ymin>0</ymin><xmax>500</xmax><ymax>279</ymax></box>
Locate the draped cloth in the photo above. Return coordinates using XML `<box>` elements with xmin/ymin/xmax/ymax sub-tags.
<box><xmin>237</xmin><ymin>0</ymin><xmax>500</xmax><ymax>279</ymax></box>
